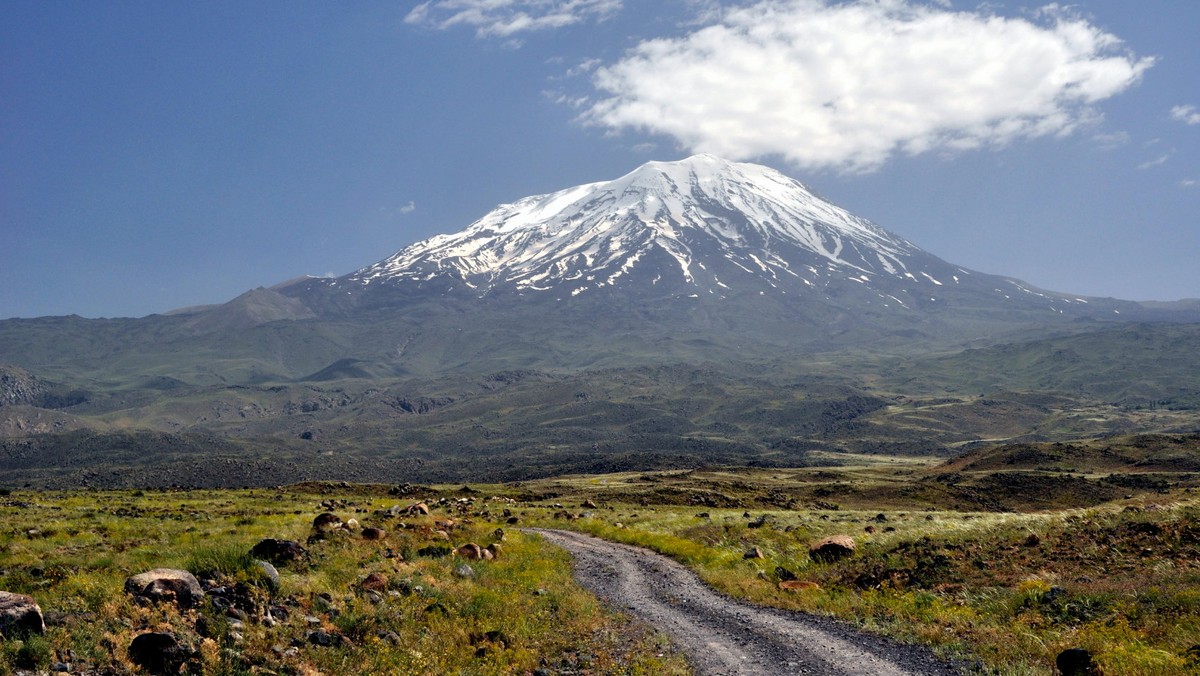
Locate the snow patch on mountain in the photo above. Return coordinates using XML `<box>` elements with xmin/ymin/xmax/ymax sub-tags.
<box><xmin>345</xmin><ymin>155</ymin><xmax>1094</xmax><ymax>317</ymax></box>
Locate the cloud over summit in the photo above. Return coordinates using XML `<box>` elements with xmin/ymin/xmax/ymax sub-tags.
<box><xmin>583</xmin><ymin>0</ymin><xmax>1154</xmax><ymax>173</ymax></box>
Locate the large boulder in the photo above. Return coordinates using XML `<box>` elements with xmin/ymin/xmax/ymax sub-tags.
<box><xmin>0</xmin><ymin>591</ymin><xmax>45</xmax><ymax>636</ymax></box>
<box><xmin>809</xmin><ymin>535</ymin><xmax>857</xmax><ymax>562</ymax></box>
<box><xmin>124</xmin><ymin>569</ymin><xmax>205</xmax><ymax>609</ymax></box>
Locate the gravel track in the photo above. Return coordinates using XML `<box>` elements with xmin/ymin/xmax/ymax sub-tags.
<box><xmin>532</xmin><ymin>528</ymin><xmax>962</xmax><ymax>676</ymax></box>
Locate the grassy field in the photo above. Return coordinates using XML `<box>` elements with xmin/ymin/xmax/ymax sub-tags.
<box><xmin>0</xmin><ymin>487</ymin><xmax>686</xmax><ymax>675</ymax></box>
<box><xmin>2</xmin><ymin>436</ymin><xmax>1199</xmax><ymax>674</ymax></box>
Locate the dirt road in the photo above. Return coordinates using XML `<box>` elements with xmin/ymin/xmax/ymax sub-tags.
<box><xmin>532</xmin><ymin>528</ymin><xmax>961</xmax><ymax>675</ymax></box>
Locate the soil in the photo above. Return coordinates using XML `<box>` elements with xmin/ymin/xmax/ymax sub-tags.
<box><xmin>532</xmin><ymin>528</ymin><xmax>962</xmax><ymax>676</ymax></box>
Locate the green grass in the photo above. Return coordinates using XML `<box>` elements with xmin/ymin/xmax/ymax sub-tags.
<box><xmin>4</xmin><ymin>461</ymin><xmax>1200</xmax><ymax>675</ymax></box>
<box><xmin>0</xmin><ymin>487</ymin><xmax>688</xmax><ymax>675</ymax></box>
<box><xmin>525</xmin><ymin>497</ymin><xmax>1200</xmax><ymax>675</ymax></box>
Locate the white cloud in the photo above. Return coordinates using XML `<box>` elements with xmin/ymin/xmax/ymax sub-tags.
<box><xmin>1171</xmin><ymin>104</ymin><xmax>1200</xmax><ymax>126</ymax></box>
<box><xmin>379</xmin><ymin>202</ymin><xmax>417</xmax><ymax>218</ymax></box>
<box><xmin>1182</xmin><ymin>178</ymin><xmax>1199</xmax><ymax>188</ymax></box>
<box><xmin>565</xmin><ymin>58</ymin><xmax>602</xmax><ymax>77</ymax></box>
<box><xmin>1136</xmin><ymin>152</ymin><xmax>1173</xmax><ymax>170</ymax></box>
<box><xmin>582</xmin><ymin>0</ymin><xmax>1154</xmax><ymax>173</ymax></box>
<box><xmin>406</xmin><ymin>0</ymin><xmax>622</xmax><ymax>38</ymax></box>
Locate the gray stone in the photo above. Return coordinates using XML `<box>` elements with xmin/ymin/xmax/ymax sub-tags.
<box><xmin>254</xmin><ymin>559</ymin><xmax>281</xmax><ymax>591</ymax></box>
<box><xmin>0</xmin><ymin>590</ymin><xmax>44</xmax><ymax>636</ymax></box>
<box><xmin>124</xmin><ymin>569</ymin><xmax>205</xmax><ymax>609</ymax></box>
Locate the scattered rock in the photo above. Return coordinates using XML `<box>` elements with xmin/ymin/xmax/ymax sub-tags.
<box><xmin>312</xmin><ymin>513</ymin><xmax>343</xmax><ymax>532</ymax></box>
<box><xmin>0</xmin><ymin>590</ymin><xmax>45</xmax><ymax>636</ymax></box>
<box><xmin>582</xmin><ymin>500</ymin><xmax>598</xmax><ymax>509</ymax></box>
<box><xmin>308</xmin><ymin>629</ymin><xmax>351</xmax><ymax>648</ymax></box>
<box><xmin>360</xmin><ymin>573</ymin><xmax>389</xmax><ymax>593</ymax></box>
<box><xmin>864</xmin><ymin>525</ymin><xmax>876</xmax><ymax>534</ymax></box>
<box><xmin>312</xmin><ymin>592</ymin><xmax>337</xmax><ymax>614</ymax></box>
<box><xmin>388</xmin><ymin>483</ymin><xmax>416</xmax><ymax>496</ymax></box>
<box><xmin>124</xmin><ymin>569</ymin><xmax>205</xmax><ymax>609</ymax></box>
<box><xmin>779</xmin><ymin>580</ymin><xmax>821</xmax><ymax>592</ymax></box>
<box><xmin>1056</xmin><ymin>647</ymin><xmax>1100</xmax><ymax>675</ymax></box>
<box><xmin>344</xmin><ymin>518</ymin><xmax>359</xmax><ymax>530</ymax></box>
<box><xmin>810</xmin><ymin>535</ymin><xmax>856</xmax><ymax>562</ymax></box>
<box><xmin>743</xmin><ymin>547</ymin><xmax>765</xmax><ymax>560</ymax></box>
<box><xmin>417</xmin><ymin>545</ymin><xmax>453</xmax><ymax>558</ymax></box>
<box><xmin>128</xmin><ymin>632</ymin><xmax>191</xmax><ymax>675</ymax></box>
<box><xmin>254</xmin><ymin>560</ymin><xmax>281</xmax><ymax>592</ymax></box>
<box><xmin>1024</xmin><ymin>533</ymin><xmax>1042</xmax><ymax>547</ymax></box>
<box><xmin>408</xmin><ymin>502</ymin><xmax>431</xmax><ymax>516</ymax></box>
<box><xmin>454</xmin><ymin>564</ymin><xmax>476</xmax><ymax>579</ymax></box>
<box><xmin>250</xmin><ymin>538</ymin><xmax>308</xmax><ymax>565</ymax></box>
<box><xmin>491</xmin><ymin>528</ymin><xmax>506</xmax><ymax>541</ymax></box>
<box><xmin>774</xmin><ymin>566</ymin><xmax>797</xmax><ymax>582</ymax></box>
<box><xmin>361</xmin><ymin>527</ymin><xmax>387</xmax><ymax>541</ymax></box>
<box><xmin>456</xmin><ymin>543</ymin><xmax>489</xmax><ymax>560</ymax></box>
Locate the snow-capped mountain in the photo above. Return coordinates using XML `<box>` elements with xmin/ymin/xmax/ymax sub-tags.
<box><xmin>353</xmin><ymin>155</ymin><xmax>921</xmax><ymax>298</ymax></box>
<box><xmin>334</xmin><ymin>154</ymin><xmax>1102</xmax><ymax>316</ymax></box>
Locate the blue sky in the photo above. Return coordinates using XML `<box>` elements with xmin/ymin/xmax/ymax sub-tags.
<box><xmin>1</xmin><ymin>0</ymin><xmax>1196</xmax><ymax>319</ymax></box>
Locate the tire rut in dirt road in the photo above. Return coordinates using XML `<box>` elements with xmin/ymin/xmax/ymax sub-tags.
<box><xmin>531</xmin><ymin>528</ymin><xmax>962</xmax><ymax>676</ymax></box>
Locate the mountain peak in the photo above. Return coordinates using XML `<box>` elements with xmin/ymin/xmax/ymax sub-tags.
<box><xmin>333</xmin><ymin>155</ymin><xmax>1108</xmax><ymax>318</ymax></box>
<box><xmin>350</xmin><ymin>155</ymin><xmax>940</xmax><ymax>300</ymax></box>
